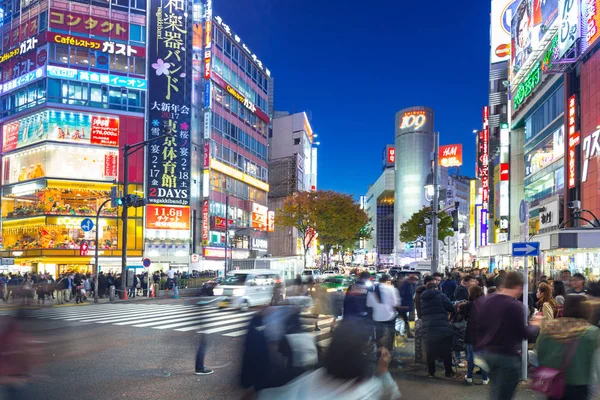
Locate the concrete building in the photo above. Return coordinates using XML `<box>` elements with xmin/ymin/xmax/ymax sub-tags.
<box><xmin>267</xmin><ymin>112</ymin><xmax>317</xmax><ymax>259</ymax></box>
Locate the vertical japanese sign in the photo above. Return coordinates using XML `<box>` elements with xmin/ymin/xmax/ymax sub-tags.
<box><xmin>147</xmin><ymin>0</ymin><xmax>192</xmax><ymax>206</ymax></box>
<box><xmin>567</xmin><ymin>95</ymin><xmax>580</xmax><ymax>188</ymax></box>
<box><xmin>201</xmin><ymin>200</ymin><xmax>209</xmax><ymax>245</ymax></box>
<box><xmin>478</xmin><ymin>107</ymin><xmax>489</xmax><ymax>247</ymax></box>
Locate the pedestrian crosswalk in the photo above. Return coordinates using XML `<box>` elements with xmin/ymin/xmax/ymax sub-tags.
<box><xmin>0</xmin><ymin>302</ymin><xmax>336</xmax><ymax>343</ymax></box>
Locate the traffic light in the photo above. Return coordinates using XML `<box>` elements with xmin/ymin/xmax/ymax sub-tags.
<box><xmin>116</xmin><ymin>194</ymin><xmax>147</xmax><ymax>208</ymax></box>
<box><xmin>110</xmin><ymin>186</ymin><xmax>118</xmax><ymax>207</ymax></box>
<box><xmin>451</xmin><ymin>201</ymin><xmax>460</xmax><ymax>232</ymax></box>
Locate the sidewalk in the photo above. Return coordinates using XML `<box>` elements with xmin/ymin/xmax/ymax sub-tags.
<box><xmin>0</xmin><ymin>292</ymin><xmax>181</xmax><ymax>310</ymax></box>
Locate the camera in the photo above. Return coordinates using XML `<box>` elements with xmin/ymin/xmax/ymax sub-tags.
<box><xmin>566</xmin><ymin>200</ymin><xmax>581</xmax><ymax>209</ymax></box>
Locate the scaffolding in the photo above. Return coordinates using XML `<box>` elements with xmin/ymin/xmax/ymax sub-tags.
<box><xmin>268</xmin><ymin>154</ymin><xmax>300</xmax><ymax>199</ymax></box>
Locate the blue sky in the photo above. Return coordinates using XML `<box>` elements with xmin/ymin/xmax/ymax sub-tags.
<box><xmin>217</xmin><ymin>0</ymin><xmax>490</xmax><ymax>197</ymax></box>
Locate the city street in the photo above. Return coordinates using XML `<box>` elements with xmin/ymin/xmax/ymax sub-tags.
<box><xmin>0</xmin><ymin>298</ymin><xmax>542</xmax><ymax>400</ymax></box>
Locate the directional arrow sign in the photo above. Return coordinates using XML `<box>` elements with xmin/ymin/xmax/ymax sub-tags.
<box><xmin>512</xmin><ymin>242</ymin><xmax>540</xmax><ymax>257</ymax></box>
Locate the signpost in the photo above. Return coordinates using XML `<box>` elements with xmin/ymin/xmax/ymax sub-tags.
<box><xmin>515</xmin><ymin>197</ymin><xmax>535</xmax><ymax>381</ymax></box>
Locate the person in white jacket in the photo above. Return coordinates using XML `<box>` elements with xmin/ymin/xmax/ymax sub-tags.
<box><xmin>256</xmin><ymin>320</ymin><xmax>401</xmax><ymax>400</ymax></box>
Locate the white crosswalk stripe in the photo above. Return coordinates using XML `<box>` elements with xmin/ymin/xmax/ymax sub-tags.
<box><xmin>1</xmin><ymin>302</ymin><xmax>338</xmax><ymax>341</ymax></box>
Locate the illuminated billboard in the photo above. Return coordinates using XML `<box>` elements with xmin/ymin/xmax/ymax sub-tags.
<box><xmin>491</xmin><ymin>0</ymin><xmax>519</xmax><ymax>64</ymax></box>
<box><xmin>439</xmin><ymin>144</ymin><xmax>463</xmax><ymax>167</ymax></box>
<box><xmin>2</xmin><ymin>109</ymin><xmax>119</xmax><ymax>153</ymax></box>
<box><xmin>145</xmin><ymin>205</ymin><xmax>190</xmax><ymax>230</ymax></box>
<box><xmin>511</xmin><ymin>0</ymin><xmax>559</xmax><ymax>78</ymax></box>
<box><xmin>251</xmin><ymin>203</ymin><xmax>268</xmax><ymax>231</ymax></box>
<box><xmin>524</xmin><ymin>126</ymin><xmax>564</xmax><ymax>177</ymax></box>
<box><xmin>585</xmin><ymin>0</ymin><xmax>600</xmax><ymax>49</ymax></box>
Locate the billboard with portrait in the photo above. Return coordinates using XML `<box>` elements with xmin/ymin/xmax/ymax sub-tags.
<box><xmin>511</xmin><ymin>0</ymin><xmax>559</xmax><ymax>77</ymax></box>
<box><xmin>491</xmin><ymin>0</ymin><xmax>518</xmax><ymax>64</ymax></box>
<box><xmin>524</xmin><ymin>126</ymin><xmax>564</xmax><ymax>177</ymax></box>
<box><xmin>2</xmin><ymin>109</ymin><xmax>119</xmax><ymax>153</ymax></box>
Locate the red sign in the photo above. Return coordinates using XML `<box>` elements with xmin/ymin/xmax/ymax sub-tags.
<box><xmin>387</xmin><ymin>147</ymin><xmax>396</xmax><ymax>164</ymax></box>
<box><xmin>90</xmin><ymin>116</ymin><xmax>119</xmax><ymax>146</ymax></box>
<box><xmin>145</xmin><ymin>205</ymin><xmax>190</xmax><ymax>230</ymax></box>
<box><xmin>49</xmin><ymin>9</ymin><xmax>129</xmax><ymax>41</ymax></box>
<box><xmin>500</xmin><ymin>163</ymin><xmax>510</xmax><ymax>181</ymax></box>
<box><xmin>213</xmin><ymin>217</ymin><xmax>234</xmax><ymax>230</ymax></box>
<box><xmin>204</xmin><ymin>55</ymin><xmax>211</xmax><ymax>79</ymax></box>
<box><xmin>2</xmin><ymin>121</ymin><xmax>20</xmax><ymax>152</ymax></box>
<box><xmin>479</xmin><ymin>107</ymin><xmax>490</xmax><ymax>204</ymax></box>
<box><xmin>104</xmin><ymin>152</ymin><xmax>118</xmax><ymax>178</ymax></box>
<box><xmin>439</xmin><ymin>144</ymin><xmax>463</xmax><ymax>167</ymax></box>
<box><xmin>202</xmin><ymin>200</ymin><xmax>210</xmax><ymax>243</ymax></box>
<box><xmin>203</xmin><ymin>142</ymin><xmax>210</xmax><ymax>168</ymax></box>
<box><xmin>80</xmin><ymin>242</ymin><xmax>89</xmax><ymax>256</ymax></box>
<box><xmin>251</xmin><ymin>203</ymin><xmax>268</xmax><ymax>231</ymax></box>
<box><xmin>47</xmin><ymin>33</ymin><xmax>146</xmax><ymax>57</ymax></box>
<box><xmin>568</xmin><ymin>95</ymin><xmax>578</xmax><ymax>189</ymax></box>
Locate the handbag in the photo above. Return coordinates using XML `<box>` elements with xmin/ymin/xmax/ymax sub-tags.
<box><xmin>531</xmin><ymin>339</ymin><xmax>579</xmax><ymax>398</ymax></box>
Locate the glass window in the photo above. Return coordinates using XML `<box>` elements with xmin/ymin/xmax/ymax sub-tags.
<box><xmin>54</xmin><ymin>44</ymin><xmax>69</xmax><ymax>64</ymax></box>
<box><xmin>130</xmin><ymin>24</ymin><xmax>142</xmax><ymax>42</ymax></box>
<box><xmin>39</xmin><ymin>11</ymin><xmax>47</xmax><ymax>31</ymax></box>
<box><xmin>114</xmin><ymin>55</ymin><xmax>128</xmax><ymax>72</ymax></box>
<box><xmin>133</xmin><ymin>57</ymin><xmax>145</xmax><ymax>74</ymax></box>
<box><xmin>73</xmin><ymin>48</ymin><xmax>89</xmax><ymax>66</ymax></box>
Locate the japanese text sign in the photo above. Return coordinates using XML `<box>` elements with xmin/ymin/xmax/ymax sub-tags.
<box><xmin>202</xmin><ymin>200</ymin><xmax>209</xmax><ymax>245</ymax></box>
<box><xmin>568</xmin><ymin>95</ymin><xmax>579</xmax><ymax>189</ymax></box>
<box><xmin>49</xmin><ymin>9</ymin><xmax>129</xmax><ymax>41</ymax></box>
<box><xmin>145</xmin><ymin>205</ymin><xmax>190</xmax><ymax>230</ymax></box>
<box><xmin>48</xmin><ymin>33</ymin><xmax>146</xmax><ymax>57</ymax></box>
<box><xmin>46</xmin><ymin>66</ymin><xmax>147</xmax><ymax>90</ymax></box>
<box><xmin>146</xmin><ymin>0</ymin><xmax>193</xmax><ymax>206</ymax></box>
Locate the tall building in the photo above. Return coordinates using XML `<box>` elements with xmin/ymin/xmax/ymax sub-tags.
<box><xmin>199</xmin><ymin>3</ymin><xmax>274</xmax><ymax>272</ymax></box>
<box><xmin>0</xmin><ymin>0</ymin><xmax>148</xmax><ymax>276</ymax></box>
<box><xmin>393</xmin><ymin>106</ymin><xmax>435</xmax><ymax>259</ymax></box>
<box><xmin>267</xmin><ymin>111</ymin><xmax>317</xmax><ymax>258</ymax></box>
<box><xmin>364</xmin><ymin>145</ymin><xmax>395</xmax><ymax>265</ymax></box>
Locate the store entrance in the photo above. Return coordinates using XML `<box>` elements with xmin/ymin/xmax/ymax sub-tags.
<box><xmin>58</xmin><ymin>264</ymin><xmax>92</xmax><ymax>276</ymax></box>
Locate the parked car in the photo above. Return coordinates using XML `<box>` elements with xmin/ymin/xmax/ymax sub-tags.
<box><xmin>213</xmin><ymin>270</ymin><xmax>285</xmax><ymax>312</ymax></box>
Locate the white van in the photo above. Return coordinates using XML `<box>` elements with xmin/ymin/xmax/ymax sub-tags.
<box><xmin>301</xmin><ymin>269</ymin><xmax>322</xmax><ymax>283</ymax></box>
<box><xmin>212</xmin><ymin>269</ymin><xmax>284</xmax><ymax>311</ymax></box>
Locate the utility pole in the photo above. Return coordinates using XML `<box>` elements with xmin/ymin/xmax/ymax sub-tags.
<box><xmin>432</xmin><ymin>131</ymin><xmax>440</xmax><ymax>274</ymax></box>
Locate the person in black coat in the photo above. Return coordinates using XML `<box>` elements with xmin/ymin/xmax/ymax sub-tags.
<box><xmin>98</xmin><ymin>272</ymin><xmax>107</xmax><ymax>298</ymax></box>
<box><xmin>420</xmin><ymin>282</ymin><xmax>455</xmax><ymax>378</ymax></box>
<box><xmin>453</xmin><ymin>275</ymin><xmax>477</xmax><ymax>303</ymax></box>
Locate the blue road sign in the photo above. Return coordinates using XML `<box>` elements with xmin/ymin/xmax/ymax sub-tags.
<box><xmin>81</xmin><ymin>218</ymin><xmax>94</xmax><ymax>232</ymax></box>
<box><xmin>519</xmin><ymin>200</ymin><xmax>528</xmax><ymax>223</ymax></box>
<box><xmin>143</xmin><ymin>258</ymin><xmax>152</xmax><ymax>268</ymax></box>
<box><xmin>512</xmin><ymin>242</ymin><xmax>540</xmax><ymax>257</ymax></box>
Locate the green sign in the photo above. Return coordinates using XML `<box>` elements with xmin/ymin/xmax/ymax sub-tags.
<box><xmin>542</xmin><ymin>34</ymin><xmax>559</xmax><ymax>72</ymax></box>
<box><xmin>514</xmin><ymin>62</ymin><xmax>541</xmax><ymax>109</ymax></box>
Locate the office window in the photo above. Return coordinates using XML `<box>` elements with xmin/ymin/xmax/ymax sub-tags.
<box><xmin>294</xmin><ymin>138</ymin><xmax>300</xmax><ymax>145</ymax></box>
<box><xmin>130</xmin><ymin>24</ymin><xmax>146</xmax><ymax>43</ymax></box>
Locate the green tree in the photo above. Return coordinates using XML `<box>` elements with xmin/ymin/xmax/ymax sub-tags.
<box><xmin>315</xmin><ymin>191</ymin><xmax>370</xmax><ymax>267</ymax></box>
<box><xmin>399</xmin><ymin>206</ymin><xmax>453</xmax><ymax>244</ymax></box>
<box><xmin>275</xmin><ymin>191</ymin><xmax>319</xmax><ymax>270</ymax></box>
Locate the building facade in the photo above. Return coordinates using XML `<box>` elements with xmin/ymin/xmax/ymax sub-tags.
<box><xmin>393</xmin><ymin>106</ymin><xmax>435</xmax><ymax>259</ymax></box>
<box><xmin>0</xmin><ymin>0</ymin><xmax>147</xmax><ymax>276</ymax></box>
<box><xmin>200</xmin><ymin>3</ymin><xmax>273</xmax><ymax>273</ymax></box>
<box><xmin>267</xmin><ymin>111</ymin><xmax>317</xmax><ymax>259</ymax></box>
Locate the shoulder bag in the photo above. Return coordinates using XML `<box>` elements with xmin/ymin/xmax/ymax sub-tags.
<box><xmin>531</xmin><ymin>339</ymin><xmax>580</xmax><ymax>398</ymax></box>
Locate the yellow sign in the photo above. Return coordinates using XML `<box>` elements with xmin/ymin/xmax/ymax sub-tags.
<box><xmin>46</xmin><ymin>179</ymin><xmax>113</xmax><ymax>191</ymax></box>
<box><xmin>210</xmin><ymin>159</ymin><xmax>269</xmax><ymax>192</ymax></box>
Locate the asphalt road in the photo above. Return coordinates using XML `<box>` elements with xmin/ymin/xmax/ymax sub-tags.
<box><xmin>0</xmin><ymin>298</ymin><xmax>543</xmax><ymax>400</ymax></box>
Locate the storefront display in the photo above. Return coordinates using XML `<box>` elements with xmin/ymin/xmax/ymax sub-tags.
<box><xmin>2</xmin><ymin>144</ymin><xmax>118</xmax><ymax>184</ymax></box>
<box><xmin>524</xmin><ymin>126</ymin><xmax>564</xmax><ymax>177</ymax></box>
<box><xmin>1</xmin><ymin>216</ymin><xmax>118</xmax><ymax>251</ymax></box>
<box><xmin>2</xmin><ymin>109</ymin><xmax>119</xmax><ymax>152</ymax></box>
<box><xmin>2</xmin><ymin>186</ymin><xmax>117</xmax><ymax>219</ymax></box>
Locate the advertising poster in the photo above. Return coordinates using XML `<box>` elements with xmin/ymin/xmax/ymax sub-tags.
<box><xmin>145</xmin><ymin>205</ymin><xmax>190</xmax><ymax>230</ymax></box>
<box><xmin>439</xmin><ymin>144</ymin><xmax>463</xmax><ymax>167</ymax></box>
<box><xmin>251</xmin><ymin>203</ymin><xmax>268</xmax><ymax>230</ymax></box>
<box><xmin>2</xmin><ymin>109</ymin><xmax>120</xmax><ymax>152</ymax></box>
<box><xmin>146</xmin><ymin>0</ymin><xmax>193</xmax><ymax>206</ymax></box>
<box><xmin>491</xmin><ymin>0</ymin><xmax>519</xmax><ymax>64</ymax></box>
<box><xmin>511</xmin><ymin>0</ymin><xmax>559</xmax><ymax>77</ymax></box>
<box><xmin>585</xmin><ymin>0</ymin><xmax>600</xmax><ymax>49</ymax></box>
<box><xmin>524</xmin><ymin>126</ymin><xmax>564</xmax><ymax>177</ymax></box>
<box><xmin>49</xmin><ymin>9</ymin><xmax>129</xmax><ymax>41</ymax></box>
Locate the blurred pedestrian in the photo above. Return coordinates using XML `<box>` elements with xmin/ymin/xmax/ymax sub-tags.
<box><xmin>420</xmin><ymin>281</ymin><xmax>455</xmax><ymax>378</ymax></box>
<box><xmin>367</xmin><ymin>275</ymin><xmax>400</xmax><ymax>352</ymax></box>
<box><xmin>463</xmin><ymin>285</ymin><xmax>488</xmax><ymax>385</ymax></box>
<box><xmin>536</xmin><ymin>295</ymin><xmax>599</xmax><ymax>400</ymax></box>
<box><xmin>398</xmin><ymin>274</ymin><xmax>418</xmax><ymax>337</ymax></box>
<box><xmin>255</xmin><ymin>320</ymin><xmax>401</xmax><ymax>400</ymax></box>
<box><xmin>478</xmin><ymin>271</ymin><xmax>541</xmax><ymax>400</ymax></box>
<box><xmin>536</xmin><ymin>282</ymin><xmax>558</xmax><ymax>322</ymax></box>
<box><xmin>552</xmin><ymin>280</ymin><xmax>567</xmax><ymax>306</ymax></box>
<box><xmin>568</xmin><ymin>273</ymin><xmax>588</xmax><ymax>295</ymax></box>
<box><xmin>343</xmin><ymin>271</ymin><xmax>372</xmax><ymax>321</ymax></box>
<box><xmin>194</xmin><ymin>333</ymin><xmax>213</xmax><ymax>375</ymax></box>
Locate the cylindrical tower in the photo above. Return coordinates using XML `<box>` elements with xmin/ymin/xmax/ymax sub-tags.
<box><xmin>393</xmin><ymin>106</ymin><xmax>435</xmax><ymax>258</ymax></box>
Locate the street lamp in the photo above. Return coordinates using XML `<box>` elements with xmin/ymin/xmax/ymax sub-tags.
<box><xmin>424</xmin><ymin>132</ymin><xmax>440</xmax><ymax>274</ymax></box>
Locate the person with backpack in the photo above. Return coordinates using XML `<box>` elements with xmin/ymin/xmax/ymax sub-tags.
<box><xmin>535</xmin><ymin>295</ymin><xmax>600</xmax><ymax>400</ymax></box>
<box><xmin>463</xmin><ymin>285</ymin><xmax>489</xmax><ymax>385</ymax></box>
<box><xmin>367</xmin><ymin>275</ymin><xmax>400</xmax><ymax>352</ymax></box>
<box><xmin>343</xmin><ymin>271</ymin><xmax>372</xmax><ymax>321</ymax></box>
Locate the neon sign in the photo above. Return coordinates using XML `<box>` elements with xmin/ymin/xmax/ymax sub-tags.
<box><xmin>582</xmin><ymin>130</ymin><xmax>600</xmax><ymax>183</ymax></box>
<box><xmin>514</xmin><ymin>63</ymin><xmax>542</xmax><ymax>109</ymax></box>
<box><xmin>0</xmin><ymin>66</ymin><xmax>45</xmax><ymax>95</ymax></box>
<box><xmin>400</xmin><ymin>110</ymin><xmax>427</xmax><ymax>130</ymax></box>
<box><xmin>47</xmin><ymin>66</ymin><xmax>147</xmax><ymax>90</ymax></box>
<box><xmin>568</xmin><ymin>95</ymin><xmax>579</xmax><ymax>188</ymax></box>
<box><xmin>226</xmin><ymin>84</ymin><xmax>256</xmax><ymax>113</ymax></box>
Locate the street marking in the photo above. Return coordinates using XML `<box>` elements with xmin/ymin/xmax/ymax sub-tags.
<box><xmin>223</xmin><ymin>329</ymin><xmax>248</xmax><ymax>337</ymax></box>
<box><xmin>198</xmin><ymin>322</ymin><xmax>251</xmax><ymax>334</ymax></box>
<box><xmin>175</xmin><ymin>315</ymin><xmax>254</xmax><ymax>331</ymax></box>
<box><xmin>152</xmin><ymin>311</ymin><xmax>254</xmax><ymax>330</ymax></box>
<box><xmin>132</xmin><ymin>308</ymin><xmax>230</xmax><ymax>328</ymax></box>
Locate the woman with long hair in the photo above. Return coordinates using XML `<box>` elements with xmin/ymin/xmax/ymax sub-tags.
<box><xmin>537</xmin><ymin>282</ymin><xmax>558</xmax><ymax>321</ymax></box>
<box><xmin>552</xmin><ymin>280</ymin><xmax>567</xmax><ymax>306</ymax></box>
